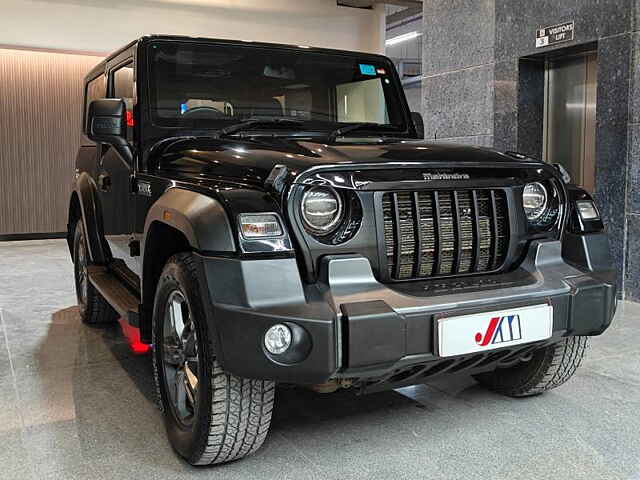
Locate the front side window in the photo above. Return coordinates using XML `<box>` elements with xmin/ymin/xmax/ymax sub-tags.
<box><xmin>112</xmin><ymin>63</ymin><xmax>134</xmax><ymax>109</ymax></box>
<box><xmin>147</xmin><ymin>41</ymin><xmax>407</xmax><ymax>133</ymax></box>
<box><xmin>84</xmin><ymin>74</ymin><xmax>105</xmax><ymax>133</ymax></box>
<box><xmin>112</xmin><ymin>63</ymin><xmax>135</xmax><ymax>144</ymax></box>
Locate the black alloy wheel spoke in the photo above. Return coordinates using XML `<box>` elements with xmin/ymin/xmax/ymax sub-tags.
<box><xmin>162</xmin><ymin>290</ymin><xmax>200</xmax><ymax>426</ymax></box>
<box><xmin>175</xmin><ymin>369</ymin><xmax>188</xmax><ymax>413</ymax></box>
<box><xmin>183</xmin><ymin>328</ymin><xmax>198</xmax><ymax>359</ymax></box>
<box><xmin>163</xmin><ymin>342</ymin><xmax>184</xmax><ymax>366</ymax></box>
<box><xmin>77</xmin><ymin>233</ymin><xmax>88</xmax><ymax>303</ymax></box>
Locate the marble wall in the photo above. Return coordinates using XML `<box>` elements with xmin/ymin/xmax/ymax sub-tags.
<box><xmin>422</xmin><ymin>0</ymin><xmax>495</xmax><ymax>146</ymax></box>
<box><xmin>422</xmin><ymin>0</ymin><xmax>640</xmax><ymax>299</ymax></box>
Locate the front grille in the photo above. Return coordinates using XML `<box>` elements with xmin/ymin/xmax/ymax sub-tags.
<box><xmin>382</xmin><ymin>189</ymin><xmax>509</xmax><ymax>281</ymax></box>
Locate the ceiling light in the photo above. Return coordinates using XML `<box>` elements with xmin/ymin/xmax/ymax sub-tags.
<box><xmin>385</xmin><ymin>31</ymin><xmax>421</xmax><ymax>46</ymax></box>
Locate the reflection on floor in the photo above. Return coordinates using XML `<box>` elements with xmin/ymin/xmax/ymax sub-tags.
<box><xmin>0</xmin><ymin>239</ymin><xmax>638</xmax><ymax>479</ymax></box>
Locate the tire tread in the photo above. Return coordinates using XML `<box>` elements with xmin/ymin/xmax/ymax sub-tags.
<box><xmin>475</xmin><ymin>336</ymin><xmax>589</xmax><ymax>397</ymax></box>
<box><xmin>152</xmin><ymin>252</ymin><xmax>274</xmax><ymax>466</ymax></box>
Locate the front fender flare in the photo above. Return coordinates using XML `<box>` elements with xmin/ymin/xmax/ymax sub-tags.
<box><xmin>142</xmin><ymin>188</ymin><xmax>236</xmax><ymax>255</ymax></box>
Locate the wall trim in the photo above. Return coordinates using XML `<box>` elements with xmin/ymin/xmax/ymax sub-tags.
<box><xmin>0</xmin><ymin>232</ymin><xmax>67</xmax><ymax>242</ymax></box>
<box><xmin>0</xmin><ymin>43</ymin><xmax>107</xmax><ymax>57</ymax></box>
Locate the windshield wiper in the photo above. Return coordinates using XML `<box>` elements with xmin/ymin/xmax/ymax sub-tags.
<box><xmin>214</xmin><ymin>117</ymin><xmax>304</xmax><ymax>138</ymax></box>
<box><xmin>327</xmin><ymin>122</ymin><xmax>402</xmax><ymax>142</ymax></box>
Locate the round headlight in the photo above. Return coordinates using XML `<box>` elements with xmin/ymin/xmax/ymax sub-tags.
<box><xmin>523</xmin><ymin>182</ymin><xmax>548</xmax><ymax>221</ymax></box>
<box><xmin>301</xmin><ymin>187</ymin><xmax>343</xmax><ymax>235</ymax></box>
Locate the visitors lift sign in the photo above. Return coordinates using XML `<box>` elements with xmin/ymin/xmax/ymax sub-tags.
<box><xmin>536</xmin><ymin>21</ymin><xmax>574</xmax><ymax>48</ymax></box>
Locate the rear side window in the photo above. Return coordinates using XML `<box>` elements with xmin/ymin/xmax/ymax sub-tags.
<box><xmin>84</xmin><ymin>74</ymin><xmax>105</xmax><ymax>133</ymax></box>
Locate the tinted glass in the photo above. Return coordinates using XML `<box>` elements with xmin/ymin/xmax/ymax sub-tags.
<box><xmin>112</xmin><ymin>63</ymin><xmax>135</xmax><ymax>144</ymax></box>
<box><xmin>148</xmin><ymin>42</ymin><xmax>407</xmax><ymax>132</ymax></box>
<box><xmin>113</xmin><ymin>64</ymin><xmax>134</xmax><ymax>97</ymax></box>
<box><xmin>84</xmin><ymin>74</ymin><xmax>105</xmax><ymax>132</ymax></box>
<box><xmin>113</xmin><ymin>63</ymin><xmax>134</xmax><ymax>109</ymax></box>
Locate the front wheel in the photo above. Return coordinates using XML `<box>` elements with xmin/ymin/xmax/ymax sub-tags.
<box><xmin>152</xmin><ymin>252</ymin><xmax>275</xmax><ymax>465</ymax></box>
<box><xmin>474</xmin><ymin>336</ymin><xmax>589</xmax><ymax>397</ymax></box>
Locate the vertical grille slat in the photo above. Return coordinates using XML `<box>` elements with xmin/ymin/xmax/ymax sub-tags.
<box><xmin>452</xmin><ymin>191</ymin><xmax>462</xmax><ymax>273</ymax></box>
<box><xmin>432</xmin><ymin>191</ymin><xmax>442</xmax><ymax>276</ymax></box>
<box><xmin>411</xmin><ymin>192</ymin><xmax>422</xmax><ymax>278</ymax></box>
<box><xmin>489</xmin><ymin>190</ymin><xmax>500</xmax><ymax>270</ymax></box>
<box><xmin>391</xmin><ymin>193</ymin><xmax>402</xmax><ymax>279</ymax></box>
<box><xmin>471</xmin><ymin>190</ymin><xmax>481</xmax><ymax>271</ymax></box>
<box><xmin>382</xmin><ymin>188</ymin><xmax>510</xmax><ymax>282</ymax></box>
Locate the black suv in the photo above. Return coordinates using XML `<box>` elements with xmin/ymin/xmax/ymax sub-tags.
<box><xmin>67</xmin><ymin>35</ymin><xmax>617</xmax><ymax>465</ymax></box>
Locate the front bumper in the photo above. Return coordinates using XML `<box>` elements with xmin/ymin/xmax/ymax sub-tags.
<box><xmin>196</xmin><ymin>235</ymin><xmax>617</xmax><ymax>386</ymax></box>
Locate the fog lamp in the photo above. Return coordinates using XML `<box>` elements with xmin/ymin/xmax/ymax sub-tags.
<box><xmin>239</xmin><ymin>213</ymin><xmax>283</xmax><ymax>238</ymax></box>
<box><xmin>575</xmin><ymin>200</ymin><xmax>599</xmax><ymax>220</ymax></box>
<box><xmin>264</xmin><ymin>324</ymin><xmax>292</xmax><ymax>355</ymax></box>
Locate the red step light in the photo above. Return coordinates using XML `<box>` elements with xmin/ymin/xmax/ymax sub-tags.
<box><xmin>118</xmin><ymin>317</ymin><xmax>151</xmax><ymax>355</ymax></box>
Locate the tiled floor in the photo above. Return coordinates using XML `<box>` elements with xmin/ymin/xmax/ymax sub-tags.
<box><xmin>0</xmin><ymin>239</ymin><xmax>639</xmax><ymax>479</ymax></box>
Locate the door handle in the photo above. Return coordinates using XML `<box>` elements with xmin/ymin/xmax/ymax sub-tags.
<box><xmin>98</xmin><ymin>173</ymin><xmax>112</xmax><ymax>192</ymax></box>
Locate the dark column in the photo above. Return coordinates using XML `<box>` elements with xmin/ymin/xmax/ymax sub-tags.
<box><xmin>421</xmin><ymin>0</ymin><xmax>495</xmax><ymax>146</ymax></box>
<box><xmin>422</xmin><ymin>0</ymin><xmax>635</xmax><ymax>297</ymax></box>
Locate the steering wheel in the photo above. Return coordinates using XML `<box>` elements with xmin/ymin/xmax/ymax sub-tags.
<box><xmin>181</xmin><ymin>106</ymin><xmax>227</xmax><ymax>119</ymax></box>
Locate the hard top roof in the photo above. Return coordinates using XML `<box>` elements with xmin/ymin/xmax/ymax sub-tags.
<box><xmin>84</xmin><ymin>34</ymin><xmax>389</xmax><ymax>82</ymax></box>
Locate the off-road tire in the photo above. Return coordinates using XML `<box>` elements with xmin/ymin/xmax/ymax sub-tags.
<box><xmin>73</xmin><ymin>222</ymin><xmax>118</xmax><ymax>325</ymax></box>
<box><xmin>152</xmin><ymin>252</ymin><xmax>275</xmax><ymax>465</ymax></box>
<box><xmin>474</xmin><ymin>336</ymin><xmax>589</xmax><ymax>397</ymax></box>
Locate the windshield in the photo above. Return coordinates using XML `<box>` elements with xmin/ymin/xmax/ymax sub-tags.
<box><xmin>147</xmin><ymin>41</ymin><xmax>408</xmax><ymax>134</ymax></box>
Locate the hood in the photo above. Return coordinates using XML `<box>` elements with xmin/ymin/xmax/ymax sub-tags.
<box><xmin>154</xmin><ymin>137</ymin><xmax>535</xmax><ymax>186</ymax></box>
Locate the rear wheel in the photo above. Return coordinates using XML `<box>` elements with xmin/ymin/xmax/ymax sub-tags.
<box><xmin>474</xmin><ymin>336</ymin><xmax>589</xmax><ymax>397</ymax></box>
<box><xmin>153</xmin><ymin>252</ymin><xmax>275</xmax><ymax>465</ymax></box>
<box><xmin>72</xmin><ymin>222</ymin><xmax>117</xmax><ymax>324</ymax></box>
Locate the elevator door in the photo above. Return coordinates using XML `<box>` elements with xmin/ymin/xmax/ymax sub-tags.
<box><xmin>543</xmin><ymin>52</ymin><xmax>597</xmax><ymax>192</ymax></box>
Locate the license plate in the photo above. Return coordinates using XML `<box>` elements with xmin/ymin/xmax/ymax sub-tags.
<box><xmin>437</xmin><ymin>304</ymin><xmax>553</xmax><ymax>357</ymax></box>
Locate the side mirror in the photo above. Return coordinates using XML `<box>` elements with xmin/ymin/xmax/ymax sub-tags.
<box><xmin>87</xmin><ymin>98</ymin><xmax>127</xmax><ymax>146</ymax></box>
<box><xmin>411</xmin><ymin>111</ymin><xmax>424</xmax><ymax>139</ymax></box>
<box><xmin>87</xmin><ymin>98</ymin><xmax>132</xmax><ymax>162</ymax></box>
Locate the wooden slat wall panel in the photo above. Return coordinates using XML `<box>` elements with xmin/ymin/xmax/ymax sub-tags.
<box><xmin>0</xmin><ymin>48</ymin><xmax>103</xmax><ymax>235</ymax></box>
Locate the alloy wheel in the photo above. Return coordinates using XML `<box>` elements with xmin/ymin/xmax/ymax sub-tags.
<box><xmin>76</xmin><ymin>230</ymin><xmax>89</xmax><ymax>307</ymax></box>
<box><xmin>162</xmin><ymin>290</ymin><xmax>200</xmax><ymax>427</ymax></box>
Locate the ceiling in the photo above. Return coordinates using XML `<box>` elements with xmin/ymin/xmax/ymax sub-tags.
<box><xmin>338</xmin><ymin>0</ymin><xmax>422</xmax><ymax>25</ymax></box>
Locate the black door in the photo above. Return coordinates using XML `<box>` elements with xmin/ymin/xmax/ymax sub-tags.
<box><xmin>96</xmin><ymin>58</ymin><xmax>138</xmax><ymax>273</ymax></box>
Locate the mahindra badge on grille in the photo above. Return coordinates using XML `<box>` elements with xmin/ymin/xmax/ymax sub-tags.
<box><xmin>422</xmin><ymin>172</ymin><xmax>471</xmax><ymax>181</ymax></box>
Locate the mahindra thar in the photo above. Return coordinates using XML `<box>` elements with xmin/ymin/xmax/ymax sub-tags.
<box><xmin>67</xmin><ymin>35</ymin><xmax>617</xmax><ymax>465</ymax></box>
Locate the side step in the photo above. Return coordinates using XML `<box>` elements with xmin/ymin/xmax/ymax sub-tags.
<box><xmin>87</xmin><ymin>265</ymin><xmax>140</xmax><ymax>327</ymax></box>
